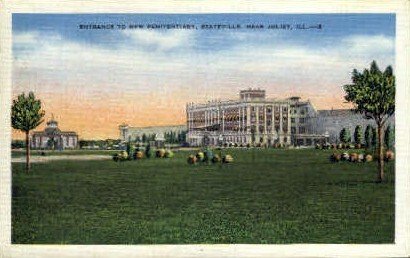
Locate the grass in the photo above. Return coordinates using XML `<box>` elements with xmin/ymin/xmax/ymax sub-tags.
<box><xmin>11</xmin><ymin>149</ymin><xmax>118</xmax><ymax>158</ymax></box>
<box><xmin>12</xmin><ymin>148</ymin><xmax>395</xmax><ymax>244</ymax></box>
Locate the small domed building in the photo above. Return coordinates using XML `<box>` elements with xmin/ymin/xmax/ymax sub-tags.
<box><xmin>31</xmin><ymin>118</ymin><xmax>78</xmax><ymax>150</ymax></box>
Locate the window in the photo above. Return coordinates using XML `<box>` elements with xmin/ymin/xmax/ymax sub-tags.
<box><xmin>291</xmin><ymin>127</ymin><xmax>296</xmax><ymax>134</ymax></box>
<box><xmin>291</xmin><ymin>118</ymin><xmax>295</xmax><ymax>123</ymax></box>
<box><xmin>299</xmin><ymin>127</ymin><xmax>305</xmax><ymax>134</ymax></box>
<box><xmin>299</xmin><ymin>118</ymin><xmax>305</xmax><ymax>123</ymax></box>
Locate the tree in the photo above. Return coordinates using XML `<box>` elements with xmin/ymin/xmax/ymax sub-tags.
<box><xmin>339</xmin><ymin>128</ymin><xmax>351</xmax><ymax>143</ymax></box>
<box><xmin>11</xmin><ymin>92</ymin><xmax>45</xmax><ymax>171</ymax></box>
<box><xmin>364</xmin><ymin>125</ymin><xmax>373</xmax><ymax>148</ymax></box>
<box><xmin>343</xmin><ymin>61</ymin><xmax>395</xmax><ymax>182</ymax></box>
<box><xmin>384</xmin><ymin>125</ymin><xmax>394</xmax><ymax>150</ymax></box>
<box><xmin>353</xmin><ymin>125</ymin><xmax>363</xmax><ymax>146</ymax></box>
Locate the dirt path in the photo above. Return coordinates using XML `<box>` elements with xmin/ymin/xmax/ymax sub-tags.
<box><xmin>12</xmin><ymin>155</ymin><xmax>111</xmax><ymax>163</ymax></box>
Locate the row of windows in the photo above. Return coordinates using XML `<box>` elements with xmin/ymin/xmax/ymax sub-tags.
<box><xmin>291</xmin><ymin>118</ymin><xmax>305</xmax><ymax>123</ymax></box>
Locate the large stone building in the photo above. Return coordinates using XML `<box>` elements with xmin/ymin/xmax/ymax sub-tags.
<box><xmin>186</xmin><ymin>88</ymin><xmax>395</xmax><ymax>146</ymax></box>
<box><xmin>31</xmin><ymin>119</ymin><xmax>79</xmax><ymax>150</ymax></box>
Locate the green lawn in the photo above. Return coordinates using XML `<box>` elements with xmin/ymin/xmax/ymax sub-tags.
<box><xmin>12</xmin><ymin>148</ymin><xmax>395</xmax><ymax>244</ymax></box>
<box><xmin>12</xmin><ymin>149</ymin><xmax>118</xmax><ymax>158</ymax></box>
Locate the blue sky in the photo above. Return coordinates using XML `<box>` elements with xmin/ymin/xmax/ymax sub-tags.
<box><xmin>12</xmin><ymin>14</ymin><xmax>395</xmax><ymax>138</ymax></box>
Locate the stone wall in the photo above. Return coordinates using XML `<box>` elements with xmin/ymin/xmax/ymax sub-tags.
<box><xmin>308</xmin><ymin>109</ymin><xmax>395</xmax><ymax>143</ymax></box>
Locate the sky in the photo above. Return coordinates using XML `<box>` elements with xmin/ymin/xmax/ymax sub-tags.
<box><xmin>12</xmin><ymin>14</ymin><xmax>395</xmax><ymax>139</ymax></box>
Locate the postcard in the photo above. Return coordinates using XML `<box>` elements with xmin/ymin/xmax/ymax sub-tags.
<box><xmin>1</xmin><ymin>1</ymin><xmax>409</xmax><ymax>257</ymax></box>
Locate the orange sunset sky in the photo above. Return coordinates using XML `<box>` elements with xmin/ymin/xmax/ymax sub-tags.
<box><xmin>12</xmin><ymin>14</ymin><xmax>395</xmax><ymax>140</ymax></box>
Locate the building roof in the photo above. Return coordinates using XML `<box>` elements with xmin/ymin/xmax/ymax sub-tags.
<box><xmin>32</xmin><ymin>118</ymin><xmax>78</xmax><ymax>136</ymax></box>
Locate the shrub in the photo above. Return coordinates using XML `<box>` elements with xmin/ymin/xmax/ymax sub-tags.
<box><xmin>196</xmin><ymin>152</ymin><xmax>205</xmax><ymax>162</ymax></box>
<box><xmin>342</xmin><ymin>152</ymin><xmax>350</xmax><ymax>161</ymax></box>
<box><xmin>187</xmin><ymin>154</ymin><xmax>197</xmax><ymax>164</ymax></box>
<box><xmin>365</xmin><ymin>154</ymin><xmax>373</xmax><ymax>162</ymax></box>
<box><xmin>364</xmin><ymin>125</ymin><xmax>372</xmax><ymax>148</ymax></box>
<box><xmin>349</xmin><ymin>153</ymin><xmax>358</xmax><ymax>162</ymax></box>
<box><xmin>126</xmin><ymin>142</ymin><xmax>135</xmax><ymax>160</ymax></box>
<box><xmin>384</xmin><ymin>125</ymin><xmax>394</xmax><ymax>150</ymax></box>
<box><xmin>135</xmin><ymin>151</ymin><xmax>144</xmax><ymax>160</ymax></box>
<box><xmin>156</xmin><ymin>149</ymin><xmax>165</xmax><ymax>158</ymax></box>
<box><xmin>385</xmin><ymin>150</ymin><xmax>394</xmax><ymax>162</ymax></box>
<box><xmin>204</xmin><ymin>149</ymin><xmax>213</xmax><ymax>162</ymax></box>
<box><xmin>315</xmin><ymin>144</ymin><xmax>321</xmax><ymax>150</ymax></box>
<box><xmin>222</xmin><ymin>154</ymin><xmax>233</xmax><ymax>163</ymax></box>
<box><xmin>212</xmin><ymin>154</ymin><xmax>221</xmax><ymax>163</ymax></box>
<box><xmin>113</xmin><ymin>151</ymin><xmax>128</xmax><ymax>162</ymax></box>
<box><xmin>339</xmin><ymin>128</ymin><xmax>351</xmax><ymax>144</ymax></box>
<box><xmin>145</xmin><ymin>145</ymin><xmax>153</xmax><ymax>158</ymax></box>
<box><xmin>330</xmin><ymin>153</ymin><xmax>341</xmax><ymax>162</ymax></box>
<box><xmin>354</xmin><ymin>125</ymin><xmax>363</xmax><ymax>147</ymax></box>
<box><xmin>164</xmin><ymin>150</ymin><xmax>174</xmax><ymax>158</ymax></box>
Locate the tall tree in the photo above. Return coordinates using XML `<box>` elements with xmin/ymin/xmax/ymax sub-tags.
<box><xmin>384</xmin><ymin>125</ymin><xmax>394</xmax><ymax>150</ymax></box>
<box><xmin>11</xmin><ymin>92</ymin><xmax>45</xmax><ymax>171</ymax></box>
<box><xmin>364</xmin><ymin>125</ymin><xmax>373</xmax><ymax>148</ymax></box>
<box><xmin>343</xmin><ymin>61</ymin><xmax>395</xmax><ymax>182</ymax></box>
<box><xmin>353</xmin><ymin>125</ymin><xmax>363</xmax><ymax>146</ymax></box>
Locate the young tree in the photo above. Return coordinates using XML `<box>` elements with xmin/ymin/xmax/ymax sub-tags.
<box><xmin>384</xmin><ymin>125</ymin><xmax>394</xmax><ymax>150</ymax></box>
<box><xmin>353</xmin><ymin>125</ymin><xmax>363</xmax><ymax>146</ymax></box>
<box><xmin>343</xmin><ymin>61</ymin><xmax>395</xmax><ymax>182</ymax></box>
<box><xmin>11</xmin><ymin>92</ymin><xmax>45</xmax><ymax>171</ymax></box>
<box><xmin>339</xmin><ymin>128</ymin><xmax>351</xmax><ymax>143</ymax></box>
<box><xmin>364</xmin><ymin>125</ymin><xmax>373</xmax><ymax>148</ymax></box>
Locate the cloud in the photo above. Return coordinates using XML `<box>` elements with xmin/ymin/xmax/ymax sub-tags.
<box><xmin>13</xmin><ymin>31</ymin><xmax>395</xmax><ymax>100</ymax></box>
<box><xmin>342</xmin><ymin>34</ymin><xmax>394</xmax><ymax>54</ymax></box>
<box><xmin>122</xmin><ymin>29</ymin><xmax>195</xmax><ymax>51</ymax></box>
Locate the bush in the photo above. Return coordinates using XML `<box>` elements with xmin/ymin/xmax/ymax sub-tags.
<box><xmin>196</xmin><ymin>152</ymin><xmax>205</xmax><ymax>162</ymax></box>
<box><xmin>330</xmin><ymin>153</ymin><xmax>341</xmax><ymax>162</ymax></box>
<box><xmin>342</xmin><ymin>152</ymin><xmax>350</xmax><ymax>161</ymax></box>
<box><xmin>135</xmin><ymin>151</ymin><xmax>144</xmax><ymax>160</ymax></box>
<box><xmin>164</xmin><ymin>150</ymin><xmax>174</xmax><ymax>158</ymax></box>
<box><xmin>365</xmin><ymin>154</ymin><xmax>373</xmax><ymax>162</ymax></box>
<box><xmin>349</xmin><ymin>153</ymin><xmax>359</xmax><ymax>162</ymax></box>
<box><xmin>212</xmin><ymin>154</ymin><xmax>221</xmax><ymax>163</ymax></box>
<box><xmin>204</xmin><ymin>149</ymin><xmax>213</xmax><ymax>162</ymax></box>
<box><xmin>113</xmin><ymin>151</ymin><xmax>128</xmax><ymax>162</ymax></box>
<box><xmin>385</xmin><ymin>150</ymin><xmax>394</xmax><ymax>162</ymax></box>
<box><xmin>187</xmin><ymin>154</ymin><xmax>197</xmax><ymax>164</ymax></box>
<box><xmin>145</xmin><ymin>145</ymin><xmax>154</xmax><ymax>158</ymax></box>
<box><xmin>156</xmin><ymin>149</ymin><xmax>165</xmax><ymax>158</ymax></box>
<box><xmin>222</xmin><ymin>154</ymin><xmax>233</xmax><ymax>163</ymax></box>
